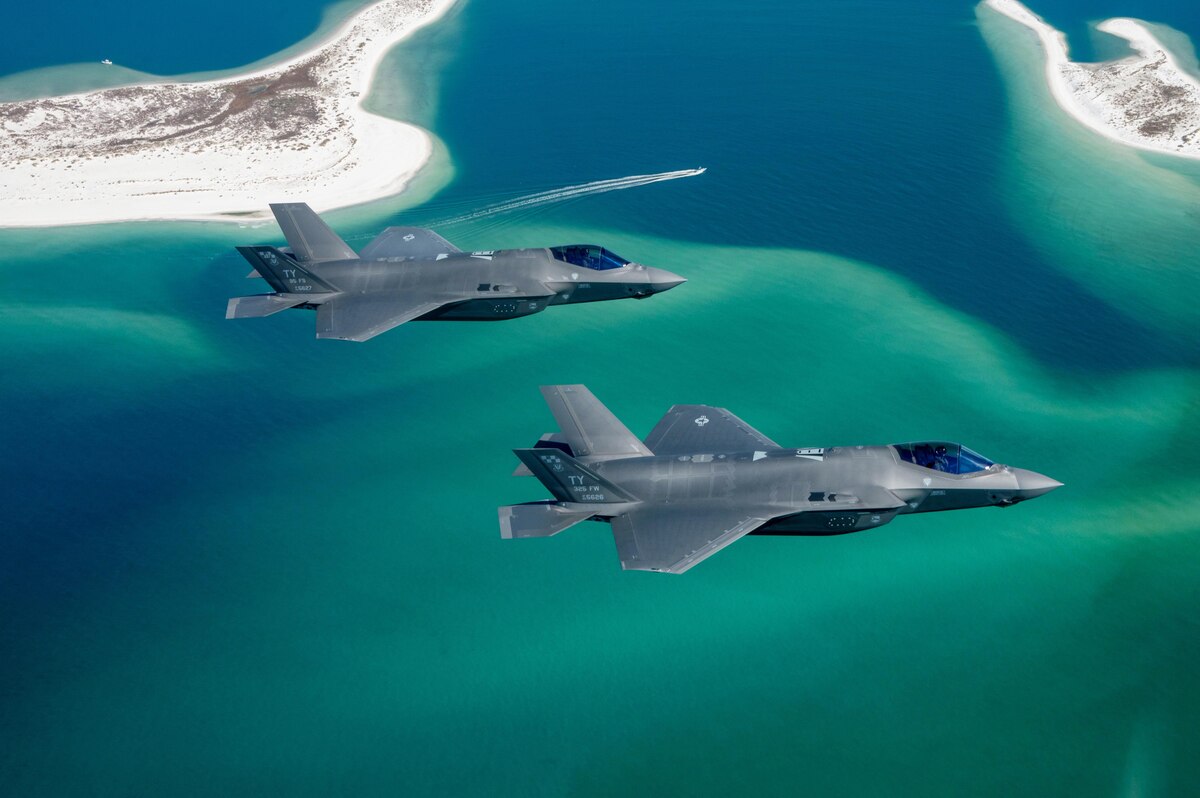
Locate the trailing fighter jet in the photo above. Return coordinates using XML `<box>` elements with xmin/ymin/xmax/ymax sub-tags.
<box><xmin>226</xmin><ymin>203</ymin><xmax>685</xmax><ymax>341</ymax></box>
<box><xmin>500</xmin><ymin>386</ymin><xmax>1062</xmax><ymax>574</ymax></box>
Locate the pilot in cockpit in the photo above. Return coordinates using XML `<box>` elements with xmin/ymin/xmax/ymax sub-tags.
<box><xmin>894</xmin><ymin>441</ymin><xmax>995</xmax><ymax>476</ymax></box>
<box><xmin>912</xmin><ymin>443</ymin><xmax>949</xmax><ymax>472</ymax></box>
<box><xmin>931</xmin><ymin>445</ymin><xmax>949</xmax><ymax>472</ymax></box>
<box><xmin>913</xmin><ymin>443</ymin><xmax>935</xmax><ymax>469</ymax></box>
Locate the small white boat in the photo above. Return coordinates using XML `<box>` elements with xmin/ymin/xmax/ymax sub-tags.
<box><xmin>101</xmin><ymin>59</ymin><xmax>112</xmax><ymax>65</ymax></box>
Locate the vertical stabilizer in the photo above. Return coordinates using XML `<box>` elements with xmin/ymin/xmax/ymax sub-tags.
<box><xmin>236</xmin><ymin>247</ymin><xmax>337</xmax><ymax>294</ymax></box>
<box><xmin>539</xmin><ymin>385</ymin><xmax>653</xmax><ymax>460</ymax></box>
<box><xmin>269</xmin><ymin>203</ymin><xmax>358</xmax><ymax>262</ymax></box>
<box><xmin>512</xmin><ymin>448</ymin><xmax>638</xmax><ymax>504</ymax></box>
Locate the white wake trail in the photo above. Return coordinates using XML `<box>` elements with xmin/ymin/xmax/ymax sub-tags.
<box><xmin>430</xmin><ymin>167</ymin><xmax>706</xmax><ymax>227</ymax></box>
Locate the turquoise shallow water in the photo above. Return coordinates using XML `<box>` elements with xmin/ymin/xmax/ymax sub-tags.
<box><xmin>1</xmin><ymin>1</ymin><xmax>1199</xmax><ymax>796</ymax></box>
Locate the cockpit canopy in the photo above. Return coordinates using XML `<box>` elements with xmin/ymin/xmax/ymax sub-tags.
<box><xmin>893</xmin><ymin>442</ymin><xmax>995</xmax><ymax>475</ymax></box>
<box><xmin>549</xmin><ymin>245</ymin><xmax>630</xmax><ymax>271</ymax></box>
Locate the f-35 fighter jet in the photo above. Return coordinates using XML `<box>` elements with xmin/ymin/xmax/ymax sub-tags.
<box><xmin>226</xmin><ymin>203</ymin><xmax>685</xmax><ymax>341</ymax></box>
<box><xmin>501</xmin><ymin>386</ymin><xmax>1062</xmax><ymax>574</ymax></box>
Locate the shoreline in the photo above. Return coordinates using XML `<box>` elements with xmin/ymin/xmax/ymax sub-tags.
<box><xmin>0</xmin><ymin>0</ymin><xmax>377</xmax><ymax>104</ymax></box>
<box><xmin>0</xmin><ymin>0</ymin><xmax>459</xmax><ymax>228</ymax></box>
<box><xmin>982</xmin><ymin>0</ymin><xmax>1200</xmax><ymax>161</ymax></box>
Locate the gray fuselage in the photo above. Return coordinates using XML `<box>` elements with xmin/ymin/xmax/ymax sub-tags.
<box><xmin>292</xmin><ymin>248</ymin><xmax>684</xmax><ymax>321</ymax></box>
<box><xmin>583</xmin><ymin>445</ymin><xmax>1060</xmax><ymax>535</ymax></box>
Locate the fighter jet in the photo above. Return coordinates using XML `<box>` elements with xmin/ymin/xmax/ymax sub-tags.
<box><xmin>500</xmin><ymin>386</ymin><xmax>1062</xmax><ymax>574</ymax></box>
<box><xmin>226</xmin><ymin>203</ymin><xmax>685</xmax><ymax>341</ymax></box>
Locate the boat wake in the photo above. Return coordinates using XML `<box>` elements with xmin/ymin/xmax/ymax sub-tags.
<box><xmin>428</xmin><ymin>167</ymin><xmax>706</xmax><ymax>227</ymax></box>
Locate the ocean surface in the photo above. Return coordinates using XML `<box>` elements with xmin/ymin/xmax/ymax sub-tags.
<box><xmin>2</xmin><ymin>1</ymin><xmax>1198</xmax><ymax>795</ymax></box>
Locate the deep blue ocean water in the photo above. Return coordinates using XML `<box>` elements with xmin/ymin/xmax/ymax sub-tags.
<box><xmin>392</xmin><ymin>0</ymin><xmax>1200</xmax><ymax>373</ymax></box>
<box><xmin>2</xmin><ymin>1</ymin><xmax>336</xmax><ymax>75</ymax></box>
<box><xmin>2</xmin><ymin>1</ymin><xmax>1198</xmax><ymax>796</ymax></box>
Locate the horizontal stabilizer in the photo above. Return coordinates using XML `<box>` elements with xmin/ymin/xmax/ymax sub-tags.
<box><xmin>540</xmin><ymin>385</ymin><xmax>653</xmax><ymax>460</ymax></box>
<box><xmin>225</xmin><ymin>294</ymin><xmax>310</xmax><ymax>319</ymax></box>
<box><xmin>269</xmin><ymin>203</ymin><xmax>357</xmax><ymax>262</ymax></box>
<box><xmin>513</xmin><ymin>448</ymin><xmax>637</xmax><ymax>504</ymax></box>
<box><xmin>359</xmin><ymin>227</ymin><xmax>461</xmax><ymax>260</ymax></box>
<box><xmin>498</xmin><ymin>502</ymin><xmax>595</xmax><ymax>539</ymax></box>
<box><xmin>644</xmin><ymin>404</ymin><xmax>782</xmax><ymax>455</ymax></box>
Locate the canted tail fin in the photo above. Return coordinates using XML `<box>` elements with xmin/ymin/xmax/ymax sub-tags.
<box><xmin>513</xmin><ymin>448</ymin><xmax>638</xmax><ymax>504</ymax></box>
<box><xmin>512</xmin><ymin>433</ymin><xmax>574</xmax><ymax>476</ymax></box>
<box><xmin>237</xmin><ymin>246</ymin><xmax>337</xmax><ymax>295</ymax></box>
<box><xmin>268</xmin><ymin>203</ymin><xmax>358</xmax><ymax>263</ymax></box>
<box><xmin>539</xmin><ymin>385</ymin><xmax>653</xmax><ymax>460</ymax></box>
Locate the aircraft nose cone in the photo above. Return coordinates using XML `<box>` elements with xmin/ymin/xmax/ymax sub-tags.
<box><xmin>1014</xmin><ymin>469</ymin><xmax>1063</xmax><ymax>499</ymax></box>
<box><xmin>647</xmin><ymin>267</ymin><xmax>686</xmax><ymax>292</ymax></box>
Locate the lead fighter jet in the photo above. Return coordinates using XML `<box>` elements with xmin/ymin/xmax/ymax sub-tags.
<box><xmin>501</xmin><ymin>386</ymin><xmax>1063</xmax><ymax>574</ymax></box>
<box><xmin>226</xmin><ymin>203</ymin><xmax>685</xmax><ymax>341</ymax></box>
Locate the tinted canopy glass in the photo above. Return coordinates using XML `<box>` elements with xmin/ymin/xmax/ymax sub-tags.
<box><xmin>893</xmin><ymin>442</ymin><xmax>995</xmax><ymax>475</ymax></box>
<box><xmin>549</xmin><ymin>245</ymin><xmax>630</xmax><ymax>270</ymax></box>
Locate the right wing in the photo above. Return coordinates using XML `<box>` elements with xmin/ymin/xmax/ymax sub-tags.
<box><xmin>540</xmin><ymin>385</ymin><xmax>653</xmax><ymax>460</ymax></box>
<box><xmin>610</xmin><ymin>506</ymin><xmax>775</xmax><ymax>574</ymax></box>
<box><xmin>643</xmin><ymin>404</ymin><xmax>783</xmax><ymax>455</ymax></box>
<box><xmin>359</xmin><ymin>227</ymin><xmax>461</xmax><ymax>260</ymax></box>
<box><xmin>315</xmin><ymin>293</ymin><xmax>458</xmax><ymax>342</ymax></box>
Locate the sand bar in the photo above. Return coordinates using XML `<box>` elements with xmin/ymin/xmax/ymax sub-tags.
<box><xmin>984</xmin><ymin>0</ymin><xmax>1200</xmax><ymax>160</ymax></box>
<box><xmin>0</xmin><ymin>0</ymin><xmax>457</xmax><ymax>228</ymax></box>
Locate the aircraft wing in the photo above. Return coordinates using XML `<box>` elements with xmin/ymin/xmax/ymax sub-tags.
<box><xmin>315</xmin><ymin>293</ymin><xmax>458</xmax><ymax>342</ymax></box>
<box><xmin>610</xmin><ymin>506</ymin><xmax>775</xmax><ymax>574</ymax></box>
<box><xmin>643</xmin><ymin>404</ymin><xmax>783</xmax><ymax>455</ymax></box>
<box><xmin>359</xmin><ymin>227</ymin><xmax>461</xmax><ymax>260</ymax></box>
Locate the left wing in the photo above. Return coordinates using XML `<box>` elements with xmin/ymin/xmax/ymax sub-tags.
<box><xmin>643</xmin><ymin>404</ymin><xmax>782</xmax><ymax>455</ymax></box>
<box><xmin>610</xmin><ymin>506</ymin><xmax>777</xmax><ymax>574</ymax></box>
<box><xmin>315</xmin><ymin>293</ymin><xmax>457</xmax><ymax>342</ymax></box>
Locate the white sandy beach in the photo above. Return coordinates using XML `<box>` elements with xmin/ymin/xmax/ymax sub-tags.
<box><xmin>0</xmin><ymin>0</ymin><xmax>457</xmax><ymax>227</ymax></box>
<box><xmin>983</xmin><ymin>0</ymin><xmax>1200</xmax><ymax>160</ymax></box>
